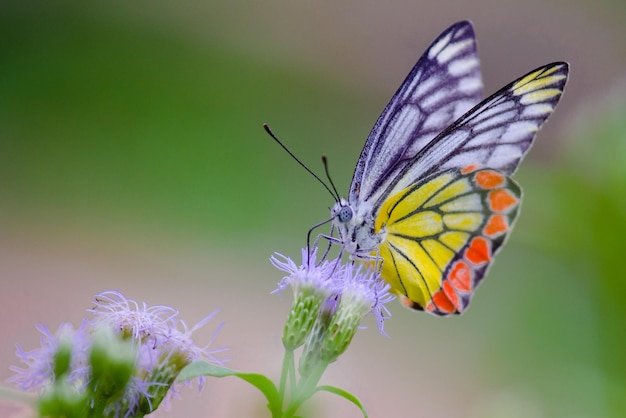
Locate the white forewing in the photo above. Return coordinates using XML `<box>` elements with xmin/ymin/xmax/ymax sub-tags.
<box><xmin>349</xmin><ymin>21</ymin><xmax>483</xmax><ymax>206</ymax></box>
<box><xmin>381</xmin><ymin>62</ymin><xmax>568</xmax><ymax>203</ymax></box>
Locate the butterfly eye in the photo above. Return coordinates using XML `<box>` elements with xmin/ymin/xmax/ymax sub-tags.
<box><xmin>337</xmin><ymin>206</ymin><xmax>353</xmax><ymax>223</ymax></box>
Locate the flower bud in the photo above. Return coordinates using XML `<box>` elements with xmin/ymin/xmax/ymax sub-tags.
<box><xmin>88</xmin><ymin>328</ymin><xmax>135</xmax><ymax>403</ymax></box>
<box><xmin>39</xmin><ymin>380</ymin><xmax>88</xmax><ymax>418</ymax></box>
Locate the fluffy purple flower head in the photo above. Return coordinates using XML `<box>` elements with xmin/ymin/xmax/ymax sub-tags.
<box><xmin>334</xmin><ymin>262</ymin><xmax>395</xmax><ymax>336</ymax></box>
<box><xmin>271</xmin><ymin>246</ymin><xmax>339</xmax><ymax>297</ymax></box>
<box><xmin>89</xmin><ymin>291</ymin><xmax>178</xmax><ymax>343</ymax></box>
<box><xmin>90</xmin><ymin>291</ymin><xmax>223</xmax><ymax>364</ymax></box>
<box><xmin>8</xmin><ymin>321</ymin><xmax>90</xmax><ymax>391</ymax></box>
<box><xmin>272</xmin><ymin>245</ymin><xmax>394</xmax><ymax>362</ymax></box>
<box><xmin>9</xmin><ymin>290</ymin><xmax>224</xmax><ymax>417</ymax></box>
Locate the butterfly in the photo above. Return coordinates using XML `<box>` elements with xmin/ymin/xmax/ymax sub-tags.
<box><xmin>329</xmin><ymin>21</ymin><xmax>568</xmax><ymax>315</ymax></box>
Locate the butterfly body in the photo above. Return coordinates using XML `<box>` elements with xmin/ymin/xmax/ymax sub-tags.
<box><xmin>329</xmin><ymin>21</ymin><xmax>568</xmax><ymax>315</ymax></box>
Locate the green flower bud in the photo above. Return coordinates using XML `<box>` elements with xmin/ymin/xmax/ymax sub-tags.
<box><xmin>283</xmin><ymin>286</ymin><xmax>327</xmax><ymax>351</ymax></box>
<box><xmin>52</xmin><ymin>337</ymin><xmax>72</xmax><ymax>381</ymax></box>
<box><xmin>88</xmin><ymin>328</ymin><xmax>135</xmax><ymax>402</ymax></box>
<box><xmin>298</xmin><ymin>295</ymin><xmax>338</xmax><ymax>376</ymax></box>
<box><xmin>38</xmin><ymin>380</ymin><xmax>88</xmax><ymax>418</ymax></box>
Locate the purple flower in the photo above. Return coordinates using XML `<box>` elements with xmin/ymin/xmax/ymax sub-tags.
<box><xmin>334</xmin><ymin>262</ymin><xmax>395</xmax><ymax>336</ymax></box>
<box><xmin>9</xmin><ymin>290</ymin><xmax>224</xmax><ymax>417</ymax></box>
<box><xmin>273</xmin><ymin>246</ymin><xmax>394</xmax><ymax>368</ymax></box>
<box><xmin>8</xmin><ymin>321</ymin><xmax>90</xmax><ymax>391</ymax></box>
<box><xmin>271</xmin><ymin>247</ymin><xmax>343</xmax><ymax>350</ymax></box>
<box><xmin>271</xmin><ymin>247</ymin><xmax>339</xmax><ymax>296</ymax></box>
<box><xmin>89</xmin><ymin>290</ymin><xmax>178</xmax><ymax>343</ymax></box>
<box><xmin>299</xmin><ymin>260</ymin><xmax>394</xmax><ymax>370</ymax></box>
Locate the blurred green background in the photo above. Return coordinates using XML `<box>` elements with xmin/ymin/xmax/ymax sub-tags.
<box><xmin>1</xmin><ymin>1</ymin><xmax>625</xmax><ymax>417</ymax></box>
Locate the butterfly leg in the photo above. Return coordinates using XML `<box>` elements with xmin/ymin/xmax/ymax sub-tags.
<box><xmin>311</xmin><ymin>232</ymin><xmax>344</xmax><ymax>265</ymax></box>
<box><xmin>306</xmin><ymin>216</ymin><xmax>336</xmax><ymax>265</ymax></box>
<box><xmin>315</xmin><ymin>224</ymin><xmax>337</xmax><ymax>264</ymax></box>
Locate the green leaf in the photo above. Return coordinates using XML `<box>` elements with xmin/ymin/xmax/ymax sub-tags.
<box><xmin>178</xmin><ymin>362</ymin><xmax>280</xmax><ymax>412</ymax></box>
<box><xmin>178</xmin><ymin>362</ymin><xmax>237</xmax><ymax>380</ymax></box>
<box><xmin>314</xmin><ymin>385</ymin><xmax>368</xmax><ymax>418</ymax></box>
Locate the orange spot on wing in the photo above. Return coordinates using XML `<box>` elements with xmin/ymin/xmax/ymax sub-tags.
<box><xmin>484</xmin><ymin>214</ymin><xmax>509</xmax><ymax>237</ymax></box>
<box><xmin>465</xmin><ymin>237</ymin><xmax>491</xmax><ymax>266</ymax></box>
<box><xmin>475</xmin><ymin>170</ymin><xmax>505</xmax><ymax>189</ymax></box>
<box><xmin>461</xmin><ymin>164</ymin><xmax>480</xmax><ymax>174</ymax></box>
<box><xmin>449</xmin><ymin>260</ymin><xmax>472</xmax><ymax>292</ymax></box>
<box><xmin>443</xmin><ymin>281</ymin><xmax>461</xmax><ymax>310</ymax></box>
<box><xmin>489</xmin><ymin>189</ymin><xmax>519</xmax><ymax>212</ymax></box>
<box><xmin>431</xmin><ymin>289</ymin><xmax>456</xmax><ymax>314</ymax></box>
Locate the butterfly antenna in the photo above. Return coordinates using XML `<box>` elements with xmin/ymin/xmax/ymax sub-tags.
<box><xmin>263</xmin><ymin>123</ymin><xmax>338</xmax><ymax>200</ymax></box>
<box><xmin>321</xmin><ymin>155</ymin><xmax>341</xmax><ymax>202</ymax></box>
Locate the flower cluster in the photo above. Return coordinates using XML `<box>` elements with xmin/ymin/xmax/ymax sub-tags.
<box><xmin>272</xmin><ymin>247</ymin><xmax>394</xmax><ymax>374</ymax></box>
<box><xmin>8</xmin><ymin>291</ymin><xmax>223</xmax><ymax>418</ymax></box>
<box><xmin>8</xmin><ymin>248</ymin><xmax>394</xmax><ymax>417</ymax></box>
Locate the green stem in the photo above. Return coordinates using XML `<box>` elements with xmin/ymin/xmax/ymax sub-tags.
<box><xmin>284</xmin><ymin>363</ymin><xmax>328</xmax><ymax>417</ymax></box>
<box><xmin>278</xmin><ymin>349</ymin><xmax>294</xmax><ymax>412</ymax></box>
<box><xmin>288</xmin><ymin>352</ymin><xmax>297</xmax><ymax>396</ymax></box>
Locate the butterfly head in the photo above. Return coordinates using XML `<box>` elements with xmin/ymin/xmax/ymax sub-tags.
<box><xmin>331</xmin><ymin>199</ymin><xmax>384</xmax><ymax>256</ymax></box>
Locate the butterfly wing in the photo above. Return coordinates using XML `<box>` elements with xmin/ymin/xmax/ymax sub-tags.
<box><xmin>350</xmin><ymin>21</ymin><xmax>483</xmax><ymax>206</ymax></box>
<box><xmin>375</xmin><ymin>167</ymin><xmax>521</xmax><ymax>315</ymax></box>
<box><xmin>371</xmin><ymin>62</ymin><xmax>568</xmax><ymax>315</ymax></box>
<box><xmin>378</xmin><ymin>62</ymin><xmax>569</xmax><ymax>208</ymax></box>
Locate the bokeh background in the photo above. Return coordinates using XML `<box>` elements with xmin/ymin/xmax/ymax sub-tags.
<box><xmin>1</xmin><ymin>1</ymin><xmax>625</xmax><ymax>417</ymax></box>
